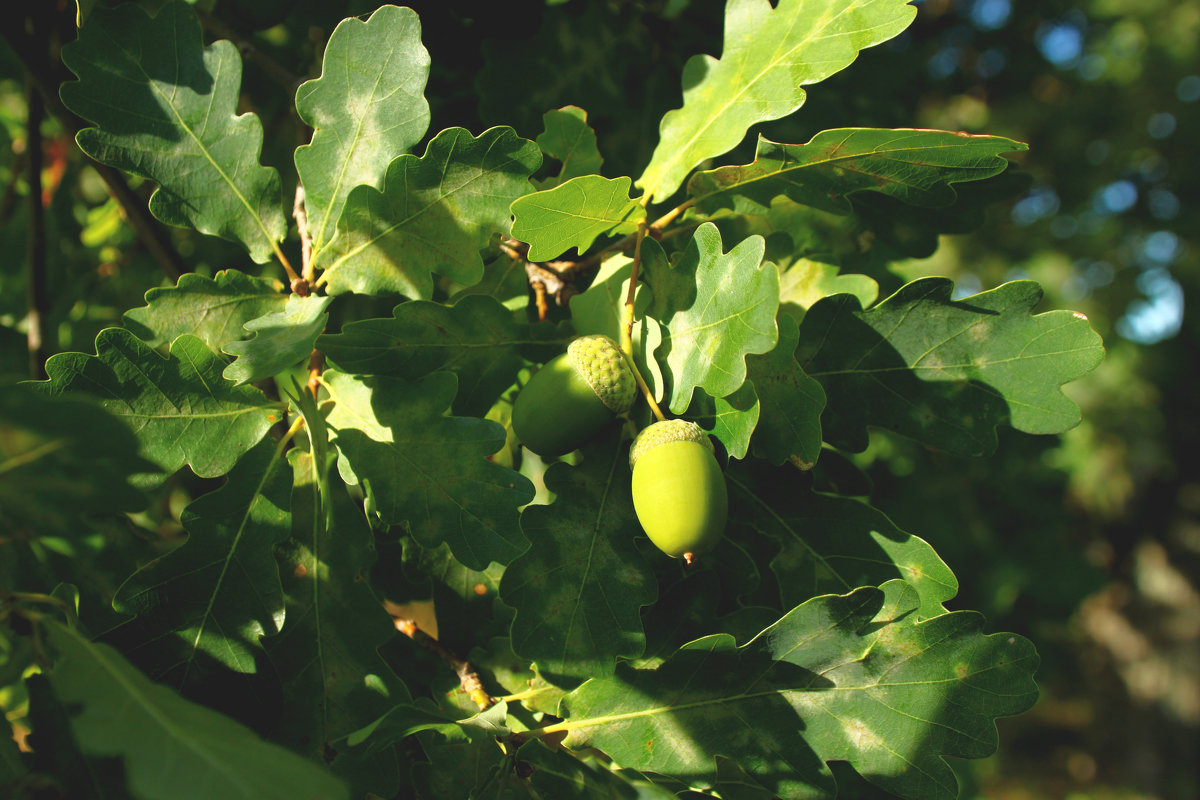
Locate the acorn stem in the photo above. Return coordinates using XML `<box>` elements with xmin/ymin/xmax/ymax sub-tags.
<box><xmin>621</xmin><ymin>221</ymin><xmax>667</xmax><ymax>422</ymax></box>
<box><xmin>619</xmin><ymin>306</ymin><xmax>667</xmax><ymax>423</ymax></box>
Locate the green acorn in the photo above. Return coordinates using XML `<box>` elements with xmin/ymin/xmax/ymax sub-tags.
<box><xmin>511</xmin><ymin>335</ymin><xmax>636</xmax><ymax>457</ymax></box>
<box><xmin>629</xmin><ymin>419</ymin><xmax>728</xmax><ymax>562</ymax></box>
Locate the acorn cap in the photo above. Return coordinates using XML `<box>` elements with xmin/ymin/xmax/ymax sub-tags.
<box><xmin>567</xmin><ymin>335</ymin><xmax>636</xmax><ymax>414</ymax></box>
<box><xmin>629</xmin><ymin>419</ymin><xmax>713</xmax><ymax>469</ymax></box>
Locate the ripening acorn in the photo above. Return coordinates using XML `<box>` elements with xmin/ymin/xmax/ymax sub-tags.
<box><xmin>629</xmin><ymin>419</ymin><xmax>728</xmax><ymax>561</ymax></box>
<box><xmin>511</xmin><ymin>335</ymin><xmax>636</xmax><ymax>457</ymax></box>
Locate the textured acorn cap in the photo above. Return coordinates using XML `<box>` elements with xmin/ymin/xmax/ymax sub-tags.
<box><xmin>567</xmin><ymin>335</ymin><xmax>636</xmax><ymax>414</ymax></box>
<box><xmin>629</xmin><ymin>419</ymin><xmax>713</xmax><ymax>469</ymax></box>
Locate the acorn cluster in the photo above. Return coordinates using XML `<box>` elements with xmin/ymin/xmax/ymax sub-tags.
<box><xmin>511</xmin><ymin>335</ymin><xmax>728</xmax><ymax>561</ymax></box>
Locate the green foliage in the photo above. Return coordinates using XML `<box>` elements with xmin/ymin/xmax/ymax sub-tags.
<box><xmin>688</xmin><ymin>129</ymin><xmax>1026</xmax><ymax>216</ymax></box>
<box><xmin>317</xmin><ymin>126</ymin><xmax>540</xmax><ymax>298</ymax></box>
<box><xmin>797</xmin><ymin>279</ymin><xmax>1105</xmax><ymax>455</ymax></box>
<box><xmin>112</xmin><ymin>437</ymin><xmax>291</xmax><ymax>686</ymax></box>
<box><xmin>511</xmin><ymin>175</ymin><xmax>645</xmax><ymax>260</ymax></box>
<box><xmin>534</xmin><ymin>106</ymin><xmax>604</xmax><ymax>190</ymax></box>
<box><xmin>41</xmin><ymin>619</ymin><xmax>349</xmax><ymax>800</ymax></box>
<box><xmin>318</xmin><ymin>293</ymin><xmax>566</xmax><ymax>417</ymax></box>
<box><xmin>294</xmin><ymin>4</ymin><xmax>431</xmax><ymax>261</ymax></box>
<box><xmin>60</xmin><ymin>1</ymin><xmax>286</xmax><ymax>263</ymax></box>
<box><xmin>265</xmin><ymin>393</ymin><xmax>408</xmax><ymax>794</ymax></box>
<box><xmin>123</xmin><ymin>271</ymin><xmax>289</xmax><ymax>353</ymax></box>
<box><xmin>223</xmin><ymin>294</ymin><xmax>332</xmax><ymax>385</ymax></box>
<box><xmin>38</xmin><ymin>329</ymin><xmax>281</xmax><ymax>483</ymax></box>
<box><xmin>563</xmin><ymin>582</ymin><xmax>1037</xmax><ymax>800</ymax></box>
<box><xmin>0</xmin><ymin>386</ymin><xmax>149</xmax><ymax>532</ymax></box>
<box><xmin>644</xmin><ymin>227</ymin><xmax>781</xmax><ymax>413</ymax></box>
<box><xmin>324</xmin><ymin>370</ymin><xmax>533</xmax><ymax>570</ymax></box>
<box><xmin>500</xmin><ymin>432</ymin><xmax>656</xmax><ymax>685</ymax></box>
<box><xmin>638</xmin><ymin>0</ymin><xmax>918</xmax><ymax>201</ymax></box>
<box><xmin>0</xmin><ymin>1</ymin><xmax>1108</xmax><ymax>799</ymax></box>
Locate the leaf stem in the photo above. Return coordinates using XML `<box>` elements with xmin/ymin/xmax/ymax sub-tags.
<box><xmin>622</xmin><ymin>221</ymin><xmax>667</xmax><ymax>423</ymax></box>
<box><xmin>649</xmin><ymin>198</ymin><xmax>693</xmax><ymax>232</ymax></box>
<box><xmin>497</xmin><ymin>686</ymin><xmax>558</xmax><ymax>705</ymax></box>
<box><xmin>273</xmin><ymin>241</ymin><xmax>301</xmax><ymax>287</ymax></box>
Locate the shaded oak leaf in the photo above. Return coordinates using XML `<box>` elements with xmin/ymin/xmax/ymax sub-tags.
<box><xmin>561</xmin><ymin>581</ymin><xmax>1038</xmax><ymax>800</ymax></box>
<box><xmin>323</xmin><ymin>370</ymin><xmax>533</xmax><ymax>570</ymax></box>
<box><xmin>796</xmin><ymin>278</ymin><xmax>1105</xmax><ymax>455</ymax></box>
<box><xmin>688</xmin><ymin>128</ymin><xmax>1026</xmax><ymax>216</ymax></box>
<box><xmin>500</xmin><ymin>431</ymin><xmax>657</xmax><ymax>686</ymax></box>
<box><xmin>61</xmin><ymin>1</ymin><xmax>285</xmax><ymax>262</ymax></box>
<box><xmin>38</xmin><ymin>328</ymin><xmax>280</xmax><ymax>484</ymax></box>
<box><xmin>317</xmin><ymin>294</ymin><xmax>567</xmax><ymax>418</ymax></box>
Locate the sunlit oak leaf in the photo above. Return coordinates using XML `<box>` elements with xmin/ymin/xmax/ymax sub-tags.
<box><xmin>688</xmin><ymin>128</ymin><xmax>1026</xmax><ymax>215</ymax></box>
<box><xmin>500</xmin><ymin>432</ymin><xmax>657</xmax><ymax>686</ymax></box>
<box><xmin>777</xmin><ymin>255</ymin><xmax>878</xmax><ymax>319</ymax></box>
<box><xmin>796</xmin><ymin>278</ymin><xmax>1106</xmax><ymax>455</ymax></box>
<box><xmin>317</xmin><ymin>127</ymin><xmax>541</xmax><ymax>299</ymax></box>
<box><xmin>643</xmin><ymin>226</ymin><xmax>779</xmax><ymax>413</ymax></box>
<box><xmin>317</xmin><ymin>294</ymin><xmax>567</xmax><ymax>418</ymax></box>
<box><xmin>60</xmin><ymin>1</ymin><xmax>285</xmax><ymax>263</ymax></box>
<box><xmin>42</xmin><ymin>620</ymin><xmax>348</xmax><ymax>800</ymax></box>
<box><xmin>637</xmin><ymin>0</ymin><xmax>917</xmax><ymax>202</ymax></box>
<box><xmin>511</xmin><ymin>175</ymin><xmax>644</xmax><ymax>261</ymax></box>
<box><xmin>323</xmin><ymin>370</ymin><xmax>533</xmax><ymax>570</ymax></box>
<box><xmin>38</xmin><ymin>328</ymin><xmax>280</xmax><ymax>483</ymax></box>
<box><xmin>561</xmin><ymin>581</ymin><xmax>1037</xmax><ymax>800</ymax></box>
<box><xmin>534</xmin><ymin>106</ymin><xmax>604</xmax><ymax>189</ymax></box>
<box><xmin>295</xmin><ymin>5</ymin><xmax>431</xmax><ymax>258</ymax></box>
<box><xmin>123</xmin><ymin>271</ymin><xmax>287</xmax><ymax>353</ymax></box>
<box><xmin>223</xmin><ymin>295</ymin><xmax>333</xmax><ymax>386</ymax></box>
<box><xmin>112</xmin><ymin>438</ymin><xmax>290</xmax><ymax>688</ymax></box>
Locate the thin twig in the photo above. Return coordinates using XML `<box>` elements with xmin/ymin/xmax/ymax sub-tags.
<box><xmin>293</xmin><ymin>183</ymin><xmax>314</xmax><ymax>290</ymax></box>
<box><xmin>394</xmin><ymin>618</ymin><xmax>493</xmax><ymax>711</ymax></box>
<box><xmin>531</xmin><ymin>279</ymin><xmax>549</xmax><ymax>322</ymax></box>
<box><xmin>306</xmin><ymin>349</ymin><xmax>324</xmax><ymax>399</ymax></box>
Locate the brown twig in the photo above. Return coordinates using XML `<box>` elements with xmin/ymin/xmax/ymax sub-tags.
<box><xmin>531</xmin><ymin>278</ymin><xmax>549</xmax><ymax>322</ymax></box>
<box><xmin>293</xmin><ymin>183</ymin><xmax>314</xmax><ymax>290</ymax></box>
<box><xmin>306</xmin><ymin>349</ymin><xmax>324</xmax><ymax>399</ymax></box>
<box><xmin>395</xmin><ymin>618</ymin><xmax>493</xmax><ymax>711</ymax></box>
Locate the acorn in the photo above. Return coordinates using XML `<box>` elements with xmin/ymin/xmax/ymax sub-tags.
<box><xmin>511</xmin><ymin>335</ymin><xmax>636</xmax><ymax>457</ymax></box>
<box><xmin>629</xmin><ymin>419</ymin><xmax>728</xmax><ymax>562</ymax></box>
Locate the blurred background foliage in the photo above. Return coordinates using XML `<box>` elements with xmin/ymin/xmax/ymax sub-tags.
<box><xmin>0</xmin><ymin>0</ymin><xmax>1196</xmax><ymax>798</ymax></box>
